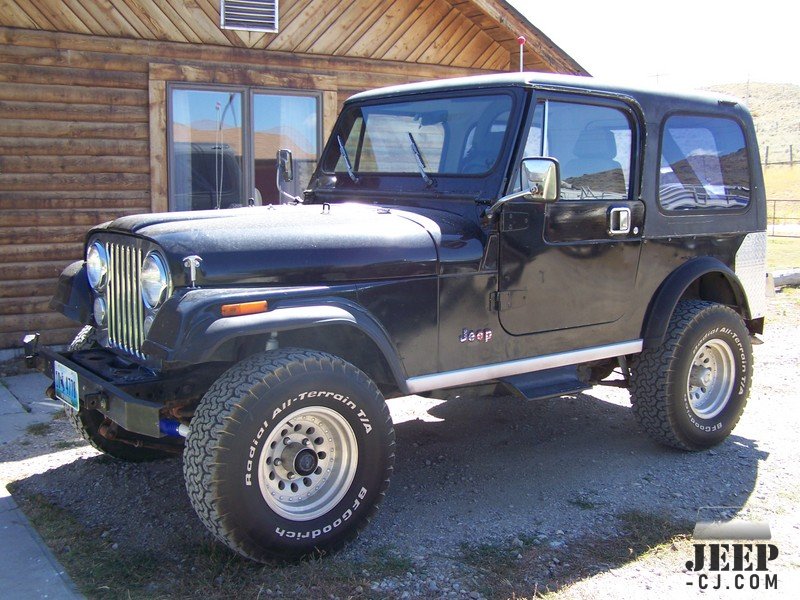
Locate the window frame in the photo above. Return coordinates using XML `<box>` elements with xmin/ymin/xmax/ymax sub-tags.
<box><xmin>322</xmin><ymin>90</ymin><xmax>519</xmax><ymax>179</ymax></box>
<box><xmin>509</xmin><ymin>91</ymin><xmax>642</xmax><ymax>201</ymax></box>
<box><xmin>656</xmin><ymin>111</ymin><xmax>752</xmax><ymax>215</ymax></box>
<box><xmin>166</xmin><ymin>83</ymin><xmax>322</xmax><ymax>211</ymax></box>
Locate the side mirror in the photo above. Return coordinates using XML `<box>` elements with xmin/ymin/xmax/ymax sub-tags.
<box><xmin>483</xmin><ymin>157</ymin><xmax>560</xmax><ymax>223</ymax></box>
<box><xmin>520</xmin><ymin>157</ymin><xmax>559</xmax><ymax>202</ymax></box>
<box><xmin>277</xmin><ymin>148</ymin><xmax>294</xmax><ymax>183</ymax></box>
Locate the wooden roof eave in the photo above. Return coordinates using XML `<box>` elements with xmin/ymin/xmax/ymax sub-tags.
<box><xmin>463</xmin><ymin>0</ymin><xmax>589</xmax><ymax>75</ymax></box>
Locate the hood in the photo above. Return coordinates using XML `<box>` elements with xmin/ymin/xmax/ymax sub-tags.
<box><xmin>96</xmin><ymin>203</ymin><xmax>449</xmax><ymax>287</ymax></box>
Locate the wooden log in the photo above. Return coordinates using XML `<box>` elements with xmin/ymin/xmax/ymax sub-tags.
<box><xmin>0</xmin><ymin>326</ymin><xmax>77</xmax><ymax>349</ymax></box>
<box><xmin>0</xmin><ymin>208</ymin><xmax>138</xmax><ymax>227</ymax></box>
<box><xmin>149</xmin><ymin>63</ymin><xmax>338</xmax><ymax>91</ymax></box>
<box><xmin>0</xmin><ymin>261</ymin><xmax>72</xmax><ymax>281</ymax></box>
<box><xmin>0</xmin><ymin>156</ymin><xmax>149</xmax><ymax>175</ymax></box>
<box><xmin>0</xmin><ymin>137</ymin><xmax>149</xmax><ymax>157</ymax></box>
<box><xmin>773</xmin><ymin>270</ymin><xmax>800</xmax><ymax>287</ymax></box>
<box><xmin>0</xmin><ymin>296</ymin><xmax>53</xmax><ymax>316</ymax></box>
<box><xmin>0</xmin><ymin>190</ymin><xmax>148</xmax><ymax>210</ymax></box>
<box><xmin>0</xmin><ymin>119</ymin><xmax>148</xmax><ymax>140</ymax></box>
<box><xmin>0</xmin><ymin>100</ymin><xmax>148</xmax><ymax>123</ymax></box>
<box><xmin>0</xmin><ymin>63</ymin><xmax>146</xmax><ymax>89</ymax></box>
<box><xmin>0</xmin><ymin>243</ymin><xmax>84</xmax><ymax>263</ymax></box>
<box><xmin>0</xmin><ymin>172</ymin><xmax>149</xmax><ymax>193</ymax></box>
<box><xmin>0</xmin><ymin>311</ymin><xmax>76</xmax><ymax>334</ymax></box>
<box><xmin>0</xmin><ymin>278</ymin><xmax>60</xmax><ymax>299</ymax></box>
<box><xmin>0</xmin><ymin>225</ymin><xmax>96</xmax><ymax>246</ymax></box>
<box><xmin>0</xmin><ymin>82</ymin><xmax>147</xmax><ymax>106</ymax></box>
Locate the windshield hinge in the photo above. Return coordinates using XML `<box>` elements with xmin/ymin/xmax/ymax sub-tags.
<box><xmin>502</xmin><ymin>211</ymin><xmax>530</xmax><ymax>232</ymax></box>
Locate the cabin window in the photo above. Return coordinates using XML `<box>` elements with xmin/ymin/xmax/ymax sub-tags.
<box><xmin>221</xmin><ymin>0</ymin><xmax>279</xmax><ymax>33</ymax></box>
<box><xmin>658</xmin><ymin>115</ymin><xmax>750</xmax><ymax>211</ymax></box>
<box><xmin>168</xmin><ymin>86</ymin><xmax>320</xmax><ymax>211</ymax></box>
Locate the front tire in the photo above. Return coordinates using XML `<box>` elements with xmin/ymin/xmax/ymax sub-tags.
<box><xmin>630</xmin><ymin>300</ymin><xmax>753</xmax><ymax>450</ymax></box>
<box><xmin>183</xmin><ymin>348</ymin><xmax>395</xmax><ymax>562</ymax></box>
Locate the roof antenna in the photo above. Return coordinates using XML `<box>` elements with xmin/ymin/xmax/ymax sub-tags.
<box><xmin>517</xmin><ymin>35</ymin><xmax>526</xmax><ymax>72</ymax></box>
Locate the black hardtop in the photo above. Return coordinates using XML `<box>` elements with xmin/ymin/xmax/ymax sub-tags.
<box><xmin>345</xmin><ymin>72</ymin><xmax>764</xmax><ymax>237</ymax></box>
<box><xmin>347</xmin><ymin>72</ymin><xmax>745</xmax><ymax>116</ymax></box>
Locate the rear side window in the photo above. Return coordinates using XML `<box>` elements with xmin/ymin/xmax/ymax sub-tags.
<box><xmin>659</xmin><ymin>115</ymin><xmax>750</xmax><ymax>211</ymax></box>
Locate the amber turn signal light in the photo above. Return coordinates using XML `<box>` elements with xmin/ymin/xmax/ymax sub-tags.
<box><xmin>220</xmin><ymin>300</ymin><xmax>268</xmax><ymax>317</ymax></box>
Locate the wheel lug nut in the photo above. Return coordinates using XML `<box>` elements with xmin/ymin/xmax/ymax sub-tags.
<box><xmin>273</xmin><ymin>458</ymin><xmax>282</xmax><ymax>466</ymax></box>
<box><xmin>284</xmin><ymin>437</ymin><xmax>292</xmax><ymax>445</ymax></box>
<box><xmin>302</xmin><ymin>438</ymin><xmax>309</xmax><ymax>446</ymax></box>
<box><xmin>287</xmin><ymin>472</ymin><xmax>295</xmax><ymax>479</ymax></box>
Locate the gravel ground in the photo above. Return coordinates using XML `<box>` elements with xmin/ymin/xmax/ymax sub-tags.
<box><xmin>2</xmin><ymin>290</ymin><xmax>799</xmax><ymax>599</ymax></box>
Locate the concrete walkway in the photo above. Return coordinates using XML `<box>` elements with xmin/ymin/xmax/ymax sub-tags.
<box><xmin>0</xmin><ymin>373</ymin><xmax>84</xmax><ymax>599</ymax></box>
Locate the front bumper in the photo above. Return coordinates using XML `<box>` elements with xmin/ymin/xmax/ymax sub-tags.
<box><xmin>25</xmin><ymin>334</ymin><xmax>172</xmax><ymax>439</ymax></box>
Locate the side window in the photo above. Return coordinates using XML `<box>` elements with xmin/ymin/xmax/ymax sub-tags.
<box><xmin>548</xmin><ymin>102</ymin><xmax>632</xmax><ymax>200</ymax></box>
<box><xmin>512</xmin><ymin>101</ymin><xmax>633</xmax><ymax>199</ymax></box>
<box><xmin>659</xmin><ymin>115</ymin><xmax>750</xmax><ymax>211</ymax></box>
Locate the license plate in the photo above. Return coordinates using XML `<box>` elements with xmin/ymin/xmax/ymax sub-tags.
<box><xmin>54</xmin><ymin>362</ymin><xmax>79</xmax><ymax>410</ymax></box>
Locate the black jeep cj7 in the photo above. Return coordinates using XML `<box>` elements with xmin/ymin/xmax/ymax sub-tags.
<box><xmin>26</xmin><ymin>73</ymin><xmax>767</xmax><ymax>562</ymax></box>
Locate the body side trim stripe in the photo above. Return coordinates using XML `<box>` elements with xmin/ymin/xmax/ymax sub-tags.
<box><xmin>405</xmin><ymin>339</ymin><xmax>644</xmax><ymax>394</ymax></box>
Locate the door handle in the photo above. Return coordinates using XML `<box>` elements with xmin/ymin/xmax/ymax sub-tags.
<box><xmin>608</xmin><ymin>207</ymin><xmax>631</xmax><ymax>235</ymax></box>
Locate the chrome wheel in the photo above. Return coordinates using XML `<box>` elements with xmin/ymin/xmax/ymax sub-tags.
<box><xmin>687</xmin><ymin>338</ymin><xmax>735</xmax><ymax>420</ymax></box>
<box><xmin>258</xmin><ymin>406</ymin><xmax>358</xmax><ymax>521</ymax></box>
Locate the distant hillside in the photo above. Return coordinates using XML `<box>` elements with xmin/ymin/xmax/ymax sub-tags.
<box><xmin>706</xmin><ymin>83</ymin><xmax>800</xmax><ymax>155</ymax></box>
<box><xmin>706</xmin><ymin>83</ymin><xmax>800</xmax><ymax>199</ymax></box>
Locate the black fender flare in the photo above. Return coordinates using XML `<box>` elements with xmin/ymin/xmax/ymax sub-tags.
<box><xmin>142</xmin><ymin>290</ymin><xmax>410</xmax><ymax>394</ymax></box>
<box><xmin>50</xmin><ymin>260</ymin><xmax>92</xmax><ymax>325</ymax></box>
<box><xmin>641</xmin><ymin>256</ymin><xmax>750</xmax><ymax>349</ymax></box>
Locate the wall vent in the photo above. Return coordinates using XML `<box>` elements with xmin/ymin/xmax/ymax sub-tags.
<box><xmin>221</xmin><ymin>0</ymin><xmax>279</xmax><ymax>33</ymax></box>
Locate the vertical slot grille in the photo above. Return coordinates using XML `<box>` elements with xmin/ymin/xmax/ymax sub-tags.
<box><xmin>105</xmin><ymin>242</ymin><xmax>145</xmax><ymax>358</ymax></box>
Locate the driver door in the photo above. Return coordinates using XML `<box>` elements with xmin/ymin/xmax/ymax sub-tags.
<box><xmin>498</xmin><ymin>97</ymin><xmax>643</xmax><ymax>336</ymax></box>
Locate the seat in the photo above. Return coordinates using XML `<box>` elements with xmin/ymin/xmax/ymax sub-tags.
<box><xmin>563</xmin><ymin>128</ymin><xmax>626</xmax><ymax>196</ymax></box>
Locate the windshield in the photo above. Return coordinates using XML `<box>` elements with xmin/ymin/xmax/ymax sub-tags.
<box><xmin>324</xmin><ymin>94</ymin><xmax>513</xmax><ymax>177</ymax></box>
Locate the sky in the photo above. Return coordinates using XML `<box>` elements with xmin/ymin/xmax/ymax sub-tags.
<box><xmin>508</xmin><ymin>0</ymin><xmax>798</xmax><ymax>90</ymax></box>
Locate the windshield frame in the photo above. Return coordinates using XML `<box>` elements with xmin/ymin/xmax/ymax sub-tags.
<box><xmin>315</xmin><ymin>88</ymin><xmax>525</xmax><ymax>198</ymax></box>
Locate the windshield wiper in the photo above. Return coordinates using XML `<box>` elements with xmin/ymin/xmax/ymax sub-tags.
<box><xmin>337</xmin><ymin>135</ymin><xmax>359</xmax><ymax>183</ymax></box>
<box><xmin>407</xmin><ymin>132</ymin><xmax>433</xmax><ymax>187</ymax></box>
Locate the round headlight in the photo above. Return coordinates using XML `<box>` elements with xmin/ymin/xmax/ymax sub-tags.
<box><xmin>93</xmin><ymin>296</ymin><xmax>107</xmax><ymax>326</ymax></box>
<box><xmin>141</xmin><ymin>252</ymin><xmax>170</xmax><ymax>309</ymax></box>
<box><xmin>86</xmin><ymin>242</ymin><xmax>108</xmax><ymax>292</ymax></box>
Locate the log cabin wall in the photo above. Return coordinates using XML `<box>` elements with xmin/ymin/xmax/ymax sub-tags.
<box><xmin>0</xmin><ymin>1</ymin><xmax>584</xmax><ymax>350</ymax></box>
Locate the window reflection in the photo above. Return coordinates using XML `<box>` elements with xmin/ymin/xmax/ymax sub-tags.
<box><xmin>169</xmin><ymin>87</ymin><xmax>319</xmax><ymax>210</ymax></box>
<box><xmin>171</xmin><ymin>89</ymin><xmax>244</xmax><ymax>211</ymax></box>
<box><xmin>253</xmin><ymin>93</ymin><xmax>318</xmax><ymax>203</ymax></box>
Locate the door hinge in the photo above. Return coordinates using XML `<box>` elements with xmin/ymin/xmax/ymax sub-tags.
<box><xmin>489</xmin><ymin>290</ymin><xmax>527</xmax><ymax>312</ymax></box>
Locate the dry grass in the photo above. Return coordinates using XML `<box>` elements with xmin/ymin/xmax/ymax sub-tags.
<box><xmin>767</xmin><ymin>236</ymin><xmax>800</xmax><ymax>270</ymax></box>
<box><xmin>764</xmin><ymin>165</ymin><xmax>800</xmax><ymax>201</ymax></box>
<box><xmin>11</xmin><ymin>490</ymin><xmax>413</xmax><ymax>600</ymax></box>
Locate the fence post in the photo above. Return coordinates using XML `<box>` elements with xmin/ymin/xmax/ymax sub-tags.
<box><xmin>771</xmin><ymin>199</ymin><xmax>776</xmax><ymax>236</ymax></box>
<box><xmin>765</xmin><ymin>146</ymin><xmax>769</xmax><ymax>165</ymax></box>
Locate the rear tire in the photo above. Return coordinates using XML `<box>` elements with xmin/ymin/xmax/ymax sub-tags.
<box><xmin>630</xmin><ymin>300</ymin><xmax>752</xmax><ymax>450</ymax></box>
<box><xmin>64</xmin><ymin>326</ymin><xmax>172</xmax><ymax>461</ymax></box>
<box><xmin>183</xmin><ymin>348</ymin><xmax>395</xmax><ymax>562</ymax></box>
